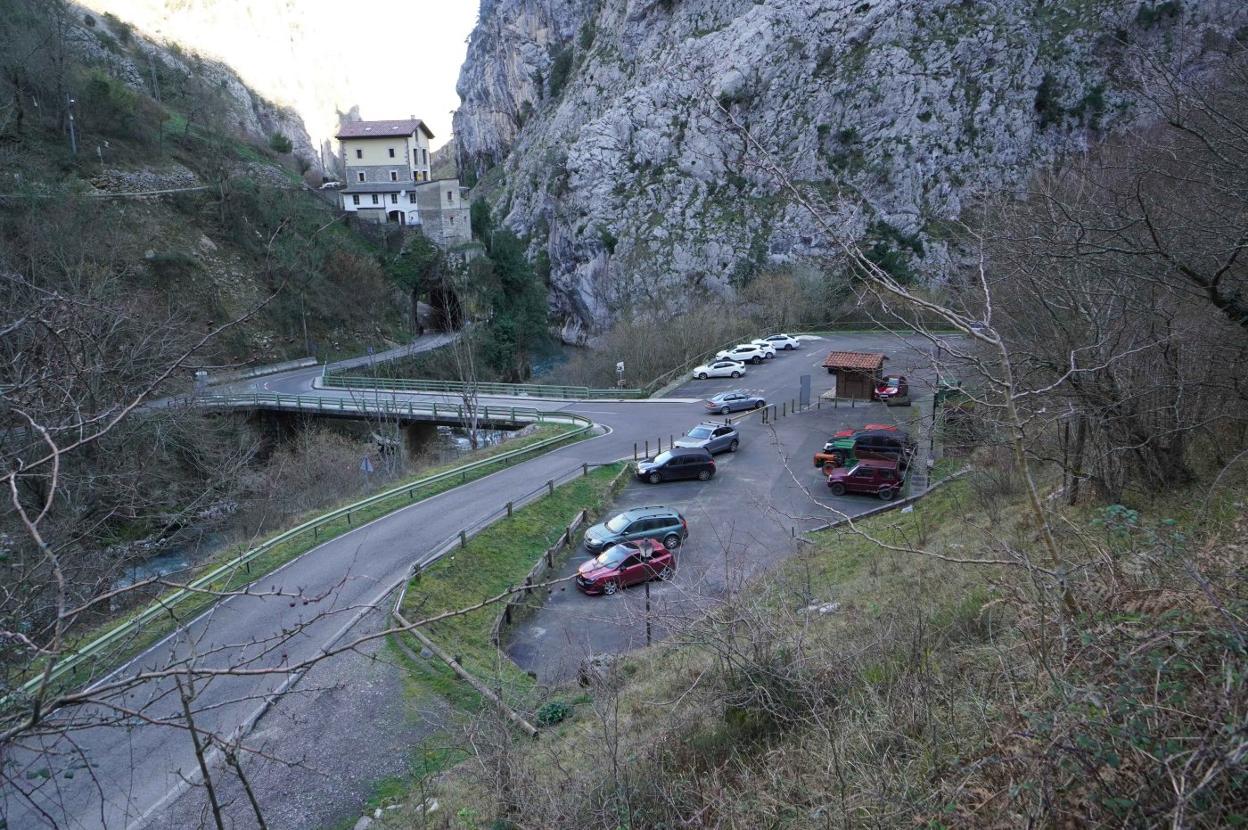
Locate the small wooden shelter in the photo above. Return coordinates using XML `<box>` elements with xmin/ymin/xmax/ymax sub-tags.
<box><xmin>822</xmin><ymin>351</ymin><xmax>886</xmax><ymax>400</ymax></box>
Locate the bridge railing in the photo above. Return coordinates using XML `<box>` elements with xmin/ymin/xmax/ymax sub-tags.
<box><xmin>10</xmin><ymin>405</ymin><xmax>594</xmax><ymax>707</ymax></box>
<box><xmin>319</xmin><ymin>373</ymin><xmax>645</xmax><ymax>400</ymax></box>
<box><xmin>192</xmin><ymin>392</ymin><xmax>594</xmax><ymax>423</ymax></box>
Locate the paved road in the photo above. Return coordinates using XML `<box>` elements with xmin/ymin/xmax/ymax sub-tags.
<box><xmin>1</xmin><ymin>332</ymin><xmax>948</xmax><ymax>829</ymax></box>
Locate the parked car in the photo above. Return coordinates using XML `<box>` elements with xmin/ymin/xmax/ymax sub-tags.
<box><xmin>692</xmin><ymin>359</ymin><xmax>746</xmax><ymax>380</ymax></box>
<box><xmin>319</xmin><ymin>180</ymin><xmax>343</xmax><ymax>189</ymax></box>
<box><xmin>637</xmin><ymin>447</ymin><xmax>716</xmax><ymax>483</ymax></box>
<box><xmin>813</xmin><ymin>424</ymin><xmax>898</xmax><ymax>468</ymax></box>
<box><xmin>583</xmin><ymin>505</ymin><xmax>688</xmax><ymax>553</ymax></box>
<box><xmin>576</xmin><ymin>539</ymin><xmax>675</xmax><ymax>595</ymax></box>
<box><xmin>826</xmin><ymin>458</ymin><xmax>904</xmax><ymax>500</ymax></box>
<box><xmin>704</xmin><ymin>390</ymin><xmax>766</xmax><ymax>414</ymax></box>
<box><xmin>816</xmin><ymin>428</ymin><xmax>913</xmax><ymax>470</ymax></box>
<box><xmin>873</xmin><ymin>375</ymin><xmax>910</xmax><ymax>405</ymax></box>
<box><xmin>716</xmin><ymin>344</ymin><xmax>767</xmax><ymax>364</ymax></box>
<box><xmin>756</xmin><ymin>333</ymin><xmax>800</xmax><ymax>350</ymax></box>
<box><xmin>675</xmin><ymin>422</ymin><xmax>740</xmax><ymax>454</ymax></box>
<box><xmin>749</xmin><ymin>340</ymin><xmax>777</xmax><ymax>359</ymax></box>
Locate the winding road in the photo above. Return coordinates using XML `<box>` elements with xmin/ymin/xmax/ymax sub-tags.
<box><xmin>2</xmin><ymin>331</ymin><xmax>951</xmax><ymax>830</ymax></box>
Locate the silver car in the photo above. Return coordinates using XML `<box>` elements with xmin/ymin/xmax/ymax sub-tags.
<box><xmin>674</xmin><ymin>422</ymin><xmax>740</xmax><ymax>454</ymax></box>
<box><xmin>704</xmin><ymin>390</ymin><xmax>766</xmax><ymax>414</ymax></box>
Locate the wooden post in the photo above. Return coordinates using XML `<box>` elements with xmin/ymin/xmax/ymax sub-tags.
<box><xmin>460</xmin><ymin>530</ymin><xmax>468</xmax><ymax>548</ymax></box>
<box><xmin>346</xmin><ymin>511</ymin><xmax>352</xmax><ymax>526</ymax></box>
<box><xmin>507</xmin><ymin>501</ymin><xmax>513</xmax><ymax>518</ymax></box>
<box><xmin>582</xmin><ymin>462</ymin><xmax>589</xmax><ymax>477</ymax></box>
<box><xmin>634</xmin><ymin>442</ymin><xmax>638</xmax><ymax>460</ymax></box>
<box><xmin>645</xmin><ymin>439</ymin><xmax>649</xmax><ymax>457</ymax></box>
<box><xmin>782</xmin><ymin>401</ymin><xmax>786</xmax><ymax>417</ymax></box>
<box><xmin>547</xmin><ymin>479</ymin><xmax>555</xmax><ymax>495</ymax></box>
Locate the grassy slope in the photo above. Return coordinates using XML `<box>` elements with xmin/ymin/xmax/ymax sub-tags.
<box><xmin>382</xmin><ymin>465</ymin><xmax>1247</xmax><ymax>828</ymax></box>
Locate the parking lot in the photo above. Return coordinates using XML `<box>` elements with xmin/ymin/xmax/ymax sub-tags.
<box><xmin>507</xmin><ymin>332</ymin><xmax>950</xmax><ymax>682</ymax></box>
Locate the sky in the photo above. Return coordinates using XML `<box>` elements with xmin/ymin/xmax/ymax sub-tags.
<box><xmin>87</xmin><ymin>1</ymin><xmax>481</xmax><ymax>151</ymax></box>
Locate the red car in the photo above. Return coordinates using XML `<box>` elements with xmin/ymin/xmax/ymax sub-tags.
<box><xmin>826</xmin><ymin>458</ymin><xmax>904</xmax><ymax>500</ymax></box>
<box><xmin>576</xmin><ymin>539</ymin><xmax>675</xmax><ymax>595</ymax></box>
<box><xmin>830</xmin><ymin>422</ymin><xmax>897</xmax><ymax>439</ymax></box>
<box><xmin>872</xmin><ymin>375</ymin><xmax>909</xmax><ymax>403</ymax></box>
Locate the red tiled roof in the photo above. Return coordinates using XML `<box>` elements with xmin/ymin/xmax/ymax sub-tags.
<box><xmin>336</xmin><ymin>119</ymin><xmax>434</xmax><ymax>139</ymax></box>
<box><xmin>822</xmin><ymin>351</ymin><xmax>886</xmax><ymax>370</ymax></box>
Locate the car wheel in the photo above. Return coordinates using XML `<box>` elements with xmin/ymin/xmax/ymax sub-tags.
<box><xmin>878</xmin><ymin>488</ymin><xmax>896</xmax><ymax>501</ymax></box>
<box><xmin>751</xmin><ymin>356</ymin><xmax>761</xmax><ymax>364</ymax></box>
<box><xmin>786</xmin><ymin>344</ymin><xmax>795</xmax><ymax>350</ymax></box>
<box><xmin>731</xmin><ymin>371</ymin><xmax>741</xmax><ymax>378</ymax></box>
<box><xmin>663</xmin><ymin>533</ymin><xmax>681</xmax><ymax>549</ymax></box>
<box><xmin>753</xmin><ymin>400</ymin><xmax>764</xmax><ymax>409</ymax></box>
<box><xmin>697</xmin><ymin>469</ymin><xmax>712</xmax><ymax>481</ymax></box>
<box><xmin>659</xmin><ymin>564</ymin><xmax>675</xmax><ymax>581</ymax></box>
<box><xmin>648</xmin><ymin>472</ymin><xmax>661</xmax><ymax>484</ymax></box>
<box><xmin>829</xmin><ymin>482</ymin><xmax>846</xmax><ymax>496</ymax></box>
<box><xmin>603</xmin><ymin>580</ymin><xmax>620</xmax><ymax>595</ymax></box>
<box><xmin>720</xmin><ymin>406</ymin><xmax>730</xmax><ymax>415</ymax></box>
<box><xmin>728</xmin><ymin>439</ymin><xmax>739</xmax><ymax>452</ymax></box>
<box><xmin>698</xmin><ymin>372</ymin><xmax>708</xmax><ymax>380</ymax></box>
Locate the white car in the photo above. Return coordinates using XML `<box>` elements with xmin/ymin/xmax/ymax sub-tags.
<box><xmin>715</xmin><ymin>344</ymin><xmax>768</xmax><ymax>365</ymax></box>
<box><xmin>755</xmin><ymin>333</ymin><xmax>800</xmax><ymax>351</ymax></box>
<box><xmin>749</xmin><ymin>340</ymin><xmax>777</xmax><ymax>359</ymax></box>
<box><xmin>692</xmin><ymin>359</ymin><xmax>746</xmax><ymax>380</ymax></box>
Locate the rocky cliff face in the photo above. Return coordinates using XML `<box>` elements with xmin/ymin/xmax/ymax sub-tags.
<box><xmin>454</xmin><ymin>0</ymin><xmax>1248</xmax><ymax>336</ymax></box>
<box><xmin>71</xmin><ymin>2</ymin><xmax>317</xmax><ymax>163</ymax></box>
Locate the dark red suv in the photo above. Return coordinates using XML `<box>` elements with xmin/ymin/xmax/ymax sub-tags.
<box><xmin>576</xmin><ymin>539</ymin><xmax>675</xmax><ymax>595</ymax></box>
<box><xmin>826</xmin><ymin>458</ymin><xmax>904</xmax><ymax>500</ymax></box>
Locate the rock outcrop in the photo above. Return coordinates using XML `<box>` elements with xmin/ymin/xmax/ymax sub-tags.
<box><xmin>454</xmin><ymin>0</ymin><xmax>1248</xmax><ymax>333</ymax></box>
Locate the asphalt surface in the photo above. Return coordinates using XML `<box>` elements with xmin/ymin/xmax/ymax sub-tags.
<box><xmin>1</xmin><ymin>332</ymin><xmax>948</xmax><ymax>830</ymax></box>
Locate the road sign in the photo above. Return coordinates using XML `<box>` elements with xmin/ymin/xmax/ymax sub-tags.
<box><xmin>360</xmin><ymin>456</ymin><xmax>375</xmax><ymax>475</ymax></box>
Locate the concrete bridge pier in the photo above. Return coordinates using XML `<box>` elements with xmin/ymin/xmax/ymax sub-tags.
<box><xmin>403</xmin><ymin>421</ymin><xmax>439</xmax><ymax>461</ymax></box>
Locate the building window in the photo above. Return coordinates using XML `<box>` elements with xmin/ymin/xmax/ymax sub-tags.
<box><xmin>410</xmin><ymin>193</ymin><xmax>417</xmax><ymax>204</ymax></box>
<box><xmin>390</xmin><ymin>170</ymin><xmax>398</xmax><ymax>181</ymax></box>
<box><xmin>449</xmin><ymin>216</ymin><xmax>454</xmax><ymax>224</ymax></box>
<box><xmin>352</xmin><ymin>195</ymin><xmax>360</xmax><ymax>206</ymax></box>
<box><xmin>388</xmin><ymin>147</ymin><xmax>395</xmax><ymax>158</ymax></box>
<box><xmin>422</xmin><ymin>148</ymin><xmax>428</xmax><ymax>164</ymax></box>
<box><xmin>357</xmin><ymin>172</ymin><xmax>365</xmax><ymax>182</ymax></box>
<box><xmin>390</xmin><ymin>193</ymin><xmax>398</xmax><ymax>204</ymax></box>
<box><xmin>446</xmin><ymin>190</ymin><xmax>453</xmax><ymax>204</ymax></box>
<box><xmin>355</xmin><ymin>149</ymin><xmax>362</xmax><ymax>159</ymax></box>
<box><xmin>413</xmin><ymin>148</ymin><xmax>419</xmax><ymax>164</ymax></box>
<box><xmin>371</xmin><ymin>194</ymin><xmax>379</xmax><ymax>205</ymax></box>
<box><xmin>412</xmin><ymin>170</ymin><xmax>417</xmax><ymax>180</ymax></box>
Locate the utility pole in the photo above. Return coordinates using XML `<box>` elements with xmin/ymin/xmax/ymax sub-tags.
<box><xmin>66</xmin><ymin>95</ymin><xmax>77</xmax><ymax>156</ymax></box>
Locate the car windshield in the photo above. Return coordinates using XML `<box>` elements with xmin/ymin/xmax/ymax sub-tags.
<box><xmin>652</xmin><ymin>451</ymin><xmax>674</xmax><ymax>464</ymax></box>
<box><xmin>595</xmin><ymin>545</ymin><xmax>631</xmax><ymax>568</ymax></box>
<box><xmin>604</xmin><ymin>514</ymin><xmax>630</xmax><ymax>533</ymax></box>
<box><xmin>688</xmin><ymin>427</ymin><xmax>713</xmax><ymax>439</ymax></box>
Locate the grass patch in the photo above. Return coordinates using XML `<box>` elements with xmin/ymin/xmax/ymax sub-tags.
<box><xmin>396</xmin><ymin>463</ymin><xmax>628</xmax><ymax>708</ymax></box>
<box><xmin>33</xmin><ymin>425</ymin><xmax>590</xmax><ymax>699</ymax></box>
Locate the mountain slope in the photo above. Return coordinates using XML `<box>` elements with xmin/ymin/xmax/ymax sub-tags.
<box><xmin>454</xmin><ymin>0</ymin><xmax>1248</xmax><ymax>334</ymax></box>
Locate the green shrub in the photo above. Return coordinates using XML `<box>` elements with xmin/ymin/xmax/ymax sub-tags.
<box><xmin>548</xmin><ymin>46</ymin><xmax>574</xmax><ymax>98</ymax></box>
<box><xmin>268</xmin><ymin>133</ymin><xmax>292</xmax><ymax>153</ymax></box>
<box><xmin>1136</xmin><ymin>1</ymin><xmax>1182</xmax><ymax>27</ymax></box>
<box><xmin>535</xmin><ymin>701</ymin><xmax>572</xmax><ymax>726</ymax></box>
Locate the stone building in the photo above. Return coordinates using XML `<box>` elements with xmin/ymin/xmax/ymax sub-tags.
<box><xmin>336</xmin><ymin>117</ymin><xmax>471</xmax><ymax>247</ymax></box>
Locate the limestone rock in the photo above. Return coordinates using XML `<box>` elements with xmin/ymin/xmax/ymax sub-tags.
<box><xmin>454</xmin><ymin>0</ymin><xmax>1248</xmax><ymax>332</ymax></box>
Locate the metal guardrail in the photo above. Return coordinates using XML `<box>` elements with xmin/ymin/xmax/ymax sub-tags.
<box><xmin>11</xmin><ymin>407</ymin><xmax>594</xmax><ymax>706</ymax></box>
<box><xmin>319</xmin><ymin>373</ymin><xmax>645</xmax><ymax>400</ymax></box>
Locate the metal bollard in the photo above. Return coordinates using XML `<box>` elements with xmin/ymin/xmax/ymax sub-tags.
<box><xmin>547</xmin><ymin>479</ymin><xmax>555</xmax><ymax>495</ymax></box>
<box><xmin>782</xmin><ymin>401</ymin><xmax>786</xmax><ymax>417</ymax></box>
<box><xmin>634</xmin><ymin>442</ymin><xmax>638</xmax><ymax>461</ymax></box>
<box><xmin>583</xmin><ymin>462</ymin><xmax>589</xmax><ymax>477</ymax></box>
<box><xmin>507</xmin><ymin>501</ymin><xmax>513</xmax><ymax>518</ymax></box>
<box><xmin>645</xmin><ymin>439</ymin><xmax>649</xmax><ymax>457</ymax></box>
<box><xmin>460</xmin><ymin>530</ymin><xmax>468</xmax><ymax>548</ymax></box>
